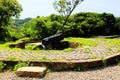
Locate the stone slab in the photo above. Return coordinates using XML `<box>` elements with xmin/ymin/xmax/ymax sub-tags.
<box><xmin>16</xmin><ymin>66</ymin><xmax>47</xmax><ymax>77</ymax></box>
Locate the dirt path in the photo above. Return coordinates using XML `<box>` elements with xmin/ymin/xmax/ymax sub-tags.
<box><xmin>0</xmin><ymin>65</ymin><xmax>120</xmax><ymax>80</ymax></box>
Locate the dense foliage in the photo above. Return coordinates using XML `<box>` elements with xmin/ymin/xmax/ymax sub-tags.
<box><xmin>0</xmin><ymin>0</ymin><xmax>22</xmax><ymax>41</ymax></box>
<box><xmin>64</xmin><ymin>12</ymin><xmax>117</xmax><ymax>37</ymax></box>
<box><xmin>1</xmin><ymin>12</ymin><xmax>120</xmax><ymax>41</ymax></box>
<box><xmin>17</xmin><ymin>12</ymin><xmax>120</xmax><ymax>40</ymax></box>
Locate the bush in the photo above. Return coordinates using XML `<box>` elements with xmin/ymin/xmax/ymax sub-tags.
<box><xmin>0</xmin><ymin>62</ymin><xmax>6</xmax><ymax>72</ymax></box>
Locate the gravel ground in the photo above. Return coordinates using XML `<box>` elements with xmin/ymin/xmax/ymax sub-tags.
<box><xmin>0</xmin><ymin>38</ymin><xmax>120</xmax><ymax>80</ymax></box>
<box><xmin>0</xmin><ymin>65</ymin><xmax>120</xmax><ymax>80</ymax></box>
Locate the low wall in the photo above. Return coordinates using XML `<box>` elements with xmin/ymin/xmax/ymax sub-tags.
<box><xmin>1</xmin><ymin>53</ymin><xmax>120</xmax><ymax>71</ymax></box>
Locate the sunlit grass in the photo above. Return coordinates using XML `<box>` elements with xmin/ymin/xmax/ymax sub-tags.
<box><xmin>97</xmin><ymin>38</ymin><xmax>120</xmax><ymax>53</ymax></box>
<box><xmin>63</xmin><ymin>48</ymin><xmax>73</xmax><ymax>52</ymax></box>
<box><xmin>64</xmin><ymin>37</ymin><xmax>98</xmax><ymax>48</ymax></box>
<box><xmin>1</xmin><ymin>37</ymin><xmax>120</xmax><ymax>52</ymax></box>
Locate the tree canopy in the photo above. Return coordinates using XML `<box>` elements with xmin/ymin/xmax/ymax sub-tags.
<box><xmin>19</xmin><ymin>12</ymin><xmax>120</xmax><ymax>40</ymax></box>
<box><xmin>0</xmin><ymin>0</ymin><xmax>22</xmax><ymax>27</ymax></box>
<box><xmin>0</xmin><ymin>0</ymin><xmax>22</xmax><ymax>41</ymax></box>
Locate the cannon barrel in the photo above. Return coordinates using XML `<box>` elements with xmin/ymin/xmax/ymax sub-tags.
<box><xmin>42</xmin><ymin>33</ymin><xmax>64</xmax><ymax>45</ymax></box>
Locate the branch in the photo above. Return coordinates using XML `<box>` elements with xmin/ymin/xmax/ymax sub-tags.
<box><xmin>56</xmin><ymin>0</ymin><xmax>83</xmax><ymax>34</ymax></box>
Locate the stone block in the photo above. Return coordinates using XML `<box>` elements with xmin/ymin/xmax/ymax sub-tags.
<box><xmin>16</xmin><ymin>66</ymin><xmax>47</xmax><ymax>77</ymax></box>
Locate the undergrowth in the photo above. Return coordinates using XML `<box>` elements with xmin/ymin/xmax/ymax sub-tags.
<box><xmin>0</xmin><ymin>61</ymin><xmax>6</xmax><ymax>72</ymax></box>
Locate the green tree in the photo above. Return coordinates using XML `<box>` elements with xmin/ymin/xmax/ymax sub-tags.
<box><xmin>115</xmin><ymin>17</ymin><xmax>120</xmax><ymax>34</ymax></box>
<box><xmin>49</xmin><ymin>14</ymin><xmax>62</xmax><ymax>22</ymax></box>
<box><xmin>100</xmin><ymin>13</ymin><xmax>116</xmax><ymax>35</ymax></box>
<box><xmin>0</xmin><ymin>0</ymin><xmax>22</xmax><ymax>27</ymax></box>
<box><xmin>48</xmin><ymin>21</ymin><xmax>62</xmax><ymax>35</ymax></box>
<box><xmin>73</xmin><ymin>12</ymin><xmax>105</xmax><ymax>37</ymax></box>
<box><xmin>0</xmin><ymin>0</ymin><xmax>22</xmax><ymax>41</ymax></box>
<box><xmin>21</xmin><ymin>16</ymin><xmax>48</xmax><ymax>40</ymax></box>
<box><xmin>53</xmin><ymin>0</ymin><xmax>84</xmax><ymax>34</ymax></box>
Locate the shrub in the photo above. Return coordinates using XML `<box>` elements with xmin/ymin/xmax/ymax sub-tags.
<box><xmin>0</xmin><ymin>61</ymin><xmax>6</xmax><ymax>72</ymax></box>
<box><xmin>74</xmin><ymin>67</ymin><xmax>81</xmax><ymax>71</ymax></box>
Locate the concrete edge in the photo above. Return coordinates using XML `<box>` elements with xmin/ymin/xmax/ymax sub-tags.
<box><xmin>0</xmin><ymin>53</ymin><xmax>120</xmax><ymax>71</ymax></box>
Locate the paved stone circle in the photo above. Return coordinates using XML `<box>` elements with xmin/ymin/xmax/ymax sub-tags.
<box><xmin>0</xmin><ymin>39</ymin><xmax>118</xmax><ymax>60</ymax></box>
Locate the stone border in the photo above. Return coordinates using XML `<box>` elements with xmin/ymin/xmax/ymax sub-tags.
<box><xmin>0</xmin><ymin>53</ymin><xmax>120</xmax><ymax>71</ymax></box>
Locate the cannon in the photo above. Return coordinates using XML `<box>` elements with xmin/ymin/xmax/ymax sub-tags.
<box><xmin>42</xmin><ymin>33</ymin><xmax>64</xmax><ymax>50</ymax></box>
